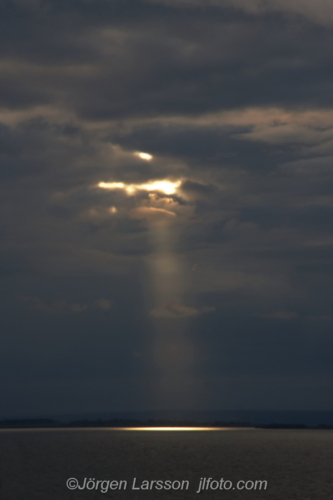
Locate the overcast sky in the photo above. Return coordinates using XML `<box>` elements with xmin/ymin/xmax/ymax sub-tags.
<box><xmin>1</xmin><ymin>0</ymin><xmax>333</xmax><ymax>417</ymax></box>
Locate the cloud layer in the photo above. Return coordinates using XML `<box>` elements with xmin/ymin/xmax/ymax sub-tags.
<box><xmin>1</xmin><ymin>0</ymin><xmax>333</xmax><ymax>415</ymax></box>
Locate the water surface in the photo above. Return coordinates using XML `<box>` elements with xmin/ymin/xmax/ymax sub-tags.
<box><xmin>0</xmin><ymin>428</ymin><xmax>332</xmax><ymax>499</ymax></box>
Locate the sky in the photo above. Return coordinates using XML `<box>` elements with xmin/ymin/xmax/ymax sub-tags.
<box><xmin>1</xmin><ymin>0</ymin><xmax>333</xmax><ymax>417</ymax></box>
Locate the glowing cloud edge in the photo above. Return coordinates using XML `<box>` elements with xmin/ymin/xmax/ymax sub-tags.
<box><xmin>97</xmin><ymin>179</ymin><xmax>182</xmax><ymax>196</ymax></box>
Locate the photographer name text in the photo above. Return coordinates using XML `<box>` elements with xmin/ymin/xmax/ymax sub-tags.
<box><xmin>66</xmin><ymin>476</ymin><xmax>268</xmax><ymax>493</ymax></box>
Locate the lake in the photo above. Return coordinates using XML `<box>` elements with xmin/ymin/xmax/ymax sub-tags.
<box><xmin>0</xmin><ymin>428</ymin><xmax>332</xmax><ymax>499</ymax></box>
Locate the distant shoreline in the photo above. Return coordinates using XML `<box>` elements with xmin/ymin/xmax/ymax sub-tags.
<box><xmin>1</xmin><ymin>418</ymin><xmax>333</xmax><ymax>430</ymax></box>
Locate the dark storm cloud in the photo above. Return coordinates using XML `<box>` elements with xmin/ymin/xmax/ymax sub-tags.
<box><xmin>1</xmin><ymin>0</ymin><xmax>333</xmax><ymax>117</ymax></box>
<box><xmin>1</xmin><ymin>0</ymin><xmax>333</xmax><ymax>415</ymax></box>
<box><xmin>56</xmin><ymin>12</ymin><xmax>333</xmax><ymax>118</ymax></box>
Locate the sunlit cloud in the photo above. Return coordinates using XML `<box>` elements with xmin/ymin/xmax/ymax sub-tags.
<box><xmin>140</xmin><ymin>180</ymin><xmax>181</xmax><ymax>195</ymax></box>
<box><xmin>134</xmin><ymin>151</ymin><xmax>153</xmax><ymax>161</ymax></box>
<box><xmin>98</xmin><ymin>182</ymin><xmax>126</xmax><ymax>190</ymax></box>
<box><xmin>97</xmin><ymin>179</ymin><xmax>182</xmax><ymax>196</ymax></box>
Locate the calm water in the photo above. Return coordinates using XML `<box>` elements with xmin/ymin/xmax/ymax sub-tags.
<box><xmin>0</xmin><ymin>428</ymin><xmax>333</xmax><ymax>499</ymax></box>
